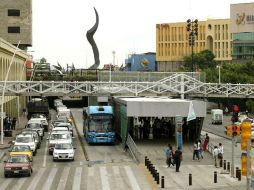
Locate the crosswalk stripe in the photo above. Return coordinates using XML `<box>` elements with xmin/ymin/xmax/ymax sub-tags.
<box><xmin>43</xmin><ymin>141</ymin><xmax>48</xmax><ymax>167</ymax></box>
<box><xmin>88</xmin><ymin>167</ymin><xmax>94</xmax><ymax>177</ymax></box>
<box><xmin>11</xmin><ymin>177</ymin><xmax>27</xmax><ymax>190</ymax></box>
<box><xmin>42</xmin><ymin>168</ymin><xmax>58</xmax><ymax>190</ymax></box>
<box><xmin>100</xmin><ymin>166</ymin><xmax>110</xmax><ymax>190</ymax></box>
<box><xmin>72</xmin><ymin>167</ymin><xmax>82</xmax><ymax>190</ymax></box>
<box><xmin>124</xmin><ymin>165</ymin><xmax>141</xmax><ymax>190</ymax></box>
<box><xmin>0</xmin><ymin>178</ymin><xmax>12</xmax><ymax>190</ymax></box>
<box><xmin>27</xmin><ymin>167</ymin><xmax>46</xmax><ymax>190</ymax></box>
<box><xmin>112</xmin><ymin>166</ymin><xmax>120</xmax><ymax>175</ymax></box>
<box><xmin>56</xmin><ymin>167</ymin><xmax>70</xmax><ymax>190</ymax></box>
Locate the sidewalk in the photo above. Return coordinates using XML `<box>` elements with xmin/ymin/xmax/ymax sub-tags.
<box><xmin>0</xmin><ymin>115</ymin><xmax>27</xmax><ymax>160</ymax></box>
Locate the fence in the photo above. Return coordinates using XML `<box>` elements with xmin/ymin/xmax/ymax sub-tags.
<box><xmin>126</xmin><ymin>134</ymin><xmax>141</xmax><ymax>163</ymax></box>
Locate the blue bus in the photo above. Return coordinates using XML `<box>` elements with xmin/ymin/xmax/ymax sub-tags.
<box><xmin>83</xmin><ymin>106</ymin><xmax>115</xmax><ymax>144</ymax></box>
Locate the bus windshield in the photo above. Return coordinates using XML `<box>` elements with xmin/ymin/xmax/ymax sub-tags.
<box><xmin>88</xmin><ymin>118</ymin><xmax>113</xmax><ymax>132</ymax></box>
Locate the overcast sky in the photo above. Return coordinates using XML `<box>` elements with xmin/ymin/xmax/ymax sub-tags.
<box><xmin>30</xmin><ymin>0</ymin><xmax>250</xmax><ymax>69</ymax></box>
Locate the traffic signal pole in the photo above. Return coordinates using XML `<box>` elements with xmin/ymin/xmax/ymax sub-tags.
<box><xmin>231</xmin><ymin>135</ymin><xmax>235</xmax><ymax>178</ymax></box>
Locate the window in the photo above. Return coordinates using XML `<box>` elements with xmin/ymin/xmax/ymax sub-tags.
<box><xmin>8</xmin><ymin>27</ymin><xmax>20</xmax><ymax>33</ymax></box>
<box><xmin>8</xmin><ymin>9</ymin><xmax>20</xmax><ymax>16</ymax></box>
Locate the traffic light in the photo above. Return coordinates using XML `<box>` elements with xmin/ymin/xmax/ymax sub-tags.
<box><xmin>241</xmin><ymin>153</ymin><xmax>252</xmax><ymax>176</ymax></box>
<box><xmin>226</xmin><ymin>125</ymin><xmax>232</xmax><ymax>136</ymax></box>
<box><xmin>241</xmin><ymin>120</ymin><xmax>252</xmax><ymax>151</ymax></box>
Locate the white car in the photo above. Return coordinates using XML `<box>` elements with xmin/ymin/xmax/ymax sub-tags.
<box><xmin>51</xmin><ymin>127</ymin><xmax>70</xmax><ymax>134</ymax></box>
<box><xmin>53</xmin><ymin>143</ymin><xmax>75</xmax><ymax>161</ymax></box>
<box><xmin>47</xmin><ymin>131</ymin><xmax>73</xmax><ymax>155</ymax></box>
<box><xmin>14</xmin><ymin>134</ymin><xmax>37</xmax><ymax>155</ymax></box>
<box><xmin>53</xmin><ymin>123</ymin><xmax>73</xmax><ymax>136</ymax></box>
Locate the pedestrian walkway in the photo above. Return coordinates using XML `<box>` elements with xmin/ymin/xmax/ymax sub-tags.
<box><xmin>0</xmin><ymin>115</ymin><xmax>27</xmax><ymax>160</ymax></box>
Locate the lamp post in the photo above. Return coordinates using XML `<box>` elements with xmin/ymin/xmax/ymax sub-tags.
<box><xmin>1</xmin><ymin>40</ymin><xmax>21</xmax><ymax>144</ymax></box>
<box><xmin>186</xmin><ymin>19</ymin><xmax>198</xmax><ymax>74</ymax></box>
<box><xmin>217</xmin><ymin>65</ymin><xmax>221</xmax><ymax>83</ymax></box>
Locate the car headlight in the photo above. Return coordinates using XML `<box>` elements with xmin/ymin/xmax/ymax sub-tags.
<box><xmin>5</xmin><ymin>167</ymin><xmax>11</xmax><ymax>170</ymax></box>
<box><xmin>53</xmin><ymin>152</ymin><xmax>58</xmax><ymax>156</ymax></box>
<box><xmin>22</xmin><ymin>166</ymin><xmax>29</xmax><ymax>170</ymax></box>
<box><xmin>69</xmin><ymin>152</ymin><xmax>74</xmax><ymax>156</ymax></box>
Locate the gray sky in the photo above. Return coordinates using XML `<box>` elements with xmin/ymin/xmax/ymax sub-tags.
<box><xmin>30</xmin><ymin>0</ymin><xmax>249</xmax><ymax>69</ymax></box>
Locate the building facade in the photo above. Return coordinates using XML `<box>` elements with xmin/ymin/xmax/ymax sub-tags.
<box><xmin>0</xmin><ymin>37</ymin><xmax>29</xmax><ymax>119</ymax></box>
<box><xmin>231</xmin><ymin>3</ymin><xmax>254</xmax><ymax>62</ymax></box>
<box><xmin>125</xmin><ymin>52</ymin><xmax>156</xmax><ymax>71</ymax></box>
<box><xmin>156</xmin><ymin>19</ymin><xmax>232</xmax><ymax>71</ymax></box>
<box><xmin>0</xmin><ymin>0</ymin><xmax>32</xmax><ymax>50</ymax></box>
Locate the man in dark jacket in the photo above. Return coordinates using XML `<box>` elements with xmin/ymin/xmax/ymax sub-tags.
<box><xmin>174</xmin><ymin>147</ymin><xmax>182</xmax><ymax>172</ymax></box>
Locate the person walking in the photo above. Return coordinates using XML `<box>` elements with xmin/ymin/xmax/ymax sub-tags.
<box><xmin>174</xmin><ymin>147</ymin><xmax>182</xmax><ymax>172</ymax></box>
<box><xmin>11</xmin><ymin>117</ymin><xmax>16</xmax><ymax>130</ymax></box>
<box><xmin>192</xmin><ymin>140</ymin><xmax>199</xmax><ymax>161</ymax></box>
<box><xmin>203</xmin><ymin>133</ymin><xmax>209</xmax><ymax>152</ymax></box>
<box><xmin>218</xmin><ymin>143</ymin><xmax>224</xmax><ymax>166</ymax></box>
<box><xmin>166</xmin><ymin>144</ymin><xmax>175</xmax><ymax>167</ymax></box>
<box><xmin>198</xmin><ymin>139</ymin><xmax>203</xmax><ymax>159</ymax></box>
<box><xmin>213</xmin><ymin>146</ymin><xmax>219</xmax><ymax>167</ymax></box>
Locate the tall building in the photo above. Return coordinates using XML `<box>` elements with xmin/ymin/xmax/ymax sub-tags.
<box><xmin>156</xmin><ymin>19</ymin><xmax>232</xmax><ymax>72</ymax></box>
<box><xmin>0</xmin><ymin>0</ymin><xmax>32</xmax><ymax>50</ymax></box>
<box><xmin>231</xmin><ymin>3</ymin><xmax>254</xmax><ymax>62</ymax></box>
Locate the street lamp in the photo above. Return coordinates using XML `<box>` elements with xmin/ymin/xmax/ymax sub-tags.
<box><xmin>1</xmin><ymin>40</ymin><xmax>21</xmax><ymax>144</ymax></box>
<box><xmin>186</xmin><ymin>19</ymin><xmax>198</xmax><ymax>74</ymax></box>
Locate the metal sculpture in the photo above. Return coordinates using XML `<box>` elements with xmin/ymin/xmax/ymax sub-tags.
<box><xmin>86</xmin><ymin>7</ymin><xmax>100</xmax><ymax>69</ymax></box>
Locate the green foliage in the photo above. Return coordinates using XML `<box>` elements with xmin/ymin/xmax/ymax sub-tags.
<box><xmin>246</xmin><ymin>99</ymin><xmax>254</xmax><ymax>113</ymax></box>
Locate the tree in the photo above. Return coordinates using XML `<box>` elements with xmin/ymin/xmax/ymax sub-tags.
<box><xmin>183</xmin><ymin>49</ymin><xmax>217</xmax><ymax>71</ymax></box>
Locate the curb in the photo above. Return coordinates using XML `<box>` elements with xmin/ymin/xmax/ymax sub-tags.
<box><xmin>0</xmin><ymin>151</ymin><xmax>6</xmax><ymax>161</ymax></box>
<box><xmin>71</xmin><ymin>112</ymin><xmax>89</xmax><ymax>162</ymax></box>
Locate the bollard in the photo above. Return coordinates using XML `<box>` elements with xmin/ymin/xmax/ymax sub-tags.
<box><xmin>189</xmin><ymin>173</ymin><xmax>192</xmax><ymax>186</ymax></box>
<box><xmin>157</xmin><ymin>172</ymin><xmax>160</xmax><ymax>184</ymax></box>
<box><xmin>220</xmin><ymin>159</ymin><xmax>223</xmax><ymax>167</ymax></box>
<box><xmin>153</xmin><ymin>169</ymin><xmax>157</xmax><ymax>179</ymax></box>
<box><xmin>227</xmin><ymin>162</ymin><xmax>230</xmax><ymax>172</ymax></box>
<box><xmin>214</xmin><ymin>171</ymin><xmax>217</xmax><ymax>183</ymax></box>
<box><xmin>161</xmin><ymin>176</ymin><xmax>165</xmax><ymax>188</ymax></box>
<box><xmin>236</xmin><ymin>167</ymin><xmax>239</xmax><ymax>179</ymax></box>
<box><xmin>145</xmin><ymin>156</ymin><xmax>147</xmax><ymax>166</ymax></box>
<box><xmin>223</xmin><ymin>160</ymin><xmax>226</xmax><ymax>170</ymax></box>
<box><xmin>238</xmin><ymin>169</ymin><xmax>241</xmax><ymax>181</ymax></box>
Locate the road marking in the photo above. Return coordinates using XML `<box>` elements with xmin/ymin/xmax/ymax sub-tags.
<box><xmin>124</xmin><ymin>166</ymin><xmax>141</xmax><ymax>190</ymax></box>
<box><xmin>42</xmin><ymin>168</ymin><xmax>58</xmax><ymax>190</ymax></box>
<box><xmin>0</xmin><ymin>178</ymin><xmax>12</xmax><ymax>190</ymax></box>
<box><xmin>88</xmin><ymin>167</ymin><xmax>94</xmax><ymax>176</ymax></box>
<box><xmin>72</xmin><ymin>167</ymin><xmax>82</xmax><ymax>190</ymax></box>
<box><xmin>43</xmin><ymin>141</ymin><xmax>48</xmax><ymax>167</ymax></box>
<box><xmin>100</xmin><ymin>166</ymin><xmax>110</xmax><ymax>190</ymax></box>
<box><xmin>56</xmin><ymin>167</ymin><xmax>70</xmax><ymax>190</ymax></box>
<box><xmin>27</xmin><ymin>167</ymin><xmax>46</xmax><ymax>190</ymax></box>
<box><xmin>11</xmin><ymin>177</ymin><xmax>27</xmax><ymax>190</ymax></box>
<box><xmin>80</xmin><ymin>161</ymin><xmax>83</xmax><ymax>165</ymax></box>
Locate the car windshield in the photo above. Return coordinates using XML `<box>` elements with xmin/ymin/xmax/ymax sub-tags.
<box><xmin>16</xmin><ymin>136</ymin><xmax>33</xmax><ymax>143</ymax></box>
<box><xmin>89</xmin><ymin>119</ymin><xmax>113</xmax><ymax>132</ymax></box>
<box><xmin>27</xmin><ymin>123</ymin><xmax>41</xmax><ymax>129</ymax></box>
<box><xmin>55</xmin><ymin>143</ymin><xmax>72</xmax><ymax>149</ymax></box>
<box><xmin>50</xmin><ymin>133</ymin><xmax>70</xmax><ymax>140</ymax></box>
<box><xmin>12</xmin><ymin>146</ymin><xmax>30</xmax><ymax>152</ymax></box>
<box><xmin>8</xmin><ymin>156</ymin><xmax>29</xmax><ymax>163</ymax></box>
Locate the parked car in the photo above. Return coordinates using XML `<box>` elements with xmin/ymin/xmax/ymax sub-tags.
<box><xmin>53</xmin><ymin>143</ymin><xmax>75</xmax><ymax>161</ymax></box>
<box><xmin>4</xmin><ymin>155</ymin><xmax>33</xmax><ymax>177</ymax></box>
<box><xmin>9</xmin><ymin>145</ymin><xmax>33</xmax><ymax>161</ymax></box>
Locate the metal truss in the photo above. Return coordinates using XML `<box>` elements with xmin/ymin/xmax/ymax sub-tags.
<box><xmin>0</xmin><ymin>73</ymin><xmax>254</xmax><ymax>98</ymax></box>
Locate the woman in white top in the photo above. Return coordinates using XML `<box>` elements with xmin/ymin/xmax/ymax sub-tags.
<box><xmin>218</xmin><ymin>143</ymin><xmax>223</xmax><ymax>165</ymax></box>
<box><xmin>213</xmin><ymin>146</ymin><xmax>219</xmax><ymax>167</ymax></box>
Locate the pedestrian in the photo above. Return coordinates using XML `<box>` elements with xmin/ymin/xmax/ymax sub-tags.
<box><xmin>192</xmin><ymin>140</ymin><xmax>199</xmax><ymax>161</ymax></box>
<box><xmin>203</xmin><ymin>133</ymin><xmax>209</xmax><ymax>151</ymax></box>
<box><xmin>22</xmin><ymin>108</ymin><xmax>26</xmax><ymax>116</ymax></box>
<box><xmin>225</xmin><ymin>107</ymin><xmax>229</xmax><ymax>116</ymax></box>
<box><xmin>198</xmin><ymin>139</ymin><xmax>203</xmax><ymax>159</ymax></box>
<box><xmin>213</xmin><ymin>146</ymin><xmax>219</xmax><ymax>167</ymax></box>
<box><xmin>166</xmin><ymin>144</ymin><xmax>174</xmax><ymax>167</ymax></box>
<box><xmin>218</xmin><ymin>143</ymin><xmax>224</xmax><ymax>165</ymax></box>
<box><xmin>6</xmin><ymin>117</ymin><xmax>11</xmax><ymax>131</ymax></box>
<box><xmin>174</xmin><ymin>147</ymin><xmax>182</xmax><ymax>172</ymax></box>
<box><xmin>11</xmin><ymin>117</ymin><xmax>16</xmax><ymax>130</ymax></box>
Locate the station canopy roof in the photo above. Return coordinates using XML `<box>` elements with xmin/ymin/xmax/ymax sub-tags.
<box><xmin>114</xmin><ymin>96</ymin><xmax>206</xmax><ymax>120</ymax></box>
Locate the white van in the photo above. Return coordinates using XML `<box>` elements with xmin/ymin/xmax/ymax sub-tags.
<box><xmin>211</xmin><ymin>109</ymin><xmax>223</xmax><ymax>124</ymax></box>
<box><xmin>57</xmin><ymin>108</ymin><xmax>71</xmax><ymax>119</ymax></box>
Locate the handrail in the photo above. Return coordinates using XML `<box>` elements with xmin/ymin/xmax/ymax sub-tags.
<box><xmin>126</xmin><ymin>134</ymin><xmax>141</xmax><ymax>163</ymax></box>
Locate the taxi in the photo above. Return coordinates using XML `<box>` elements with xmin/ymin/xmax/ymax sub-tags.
<box><xmin>9</xmin><ymin>145</ymin><xmax>33</xmax><ymax>161</ymax></box>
